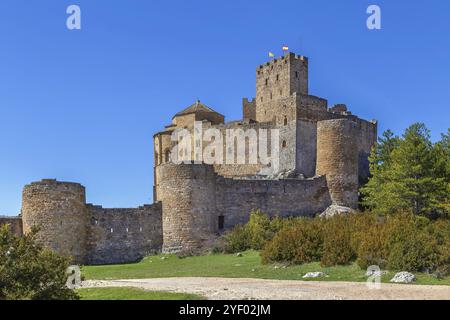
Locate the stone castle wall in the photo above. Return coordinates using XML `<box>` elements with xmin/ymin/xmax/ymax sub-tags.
<box><xmin>85</xmin><ymin>203</ymin><xmax>162</xmax><ymax>265</ymax></box>
<box><xmin>156</xmin><ymin>163</ymin><xmax>217</xmax><ymax>253</ymax></box>
<box><xmin>216</xmin><ymin>175</ymin><xmax>331</xmax><ymax>228</ymax></box>
<box><xmin>0</xmin><ymin>216</ymin><xmax>23</xmax><ymax>236</ymax></box>
<box><xmin>316</xmin><ymin>119</ymin><xmax>359</xmax><ymax>209</ymax></box>
<box><xmin>157</xmin><ymin>162</ymin><xmax>332</xmax><ymax>253</ymax></box>
<box><xmin>21</xmin><ymin>180</ymin><xmax>88</xmax><ymax>263</ymax></box>
<box><xmin>20</xmin><ymin>179</ymin><xmax>162</xmax><ymax>265</ymax></box>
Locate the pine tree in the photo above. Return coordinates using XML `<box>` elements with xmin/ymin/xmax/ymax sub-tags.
<box><xmin>361</xmin><ymin>130</ymin><xmax>400</xmax><ymax>211</ymax></box>
<box><xmin>433</xmin><ymin>129</ymin><xmax>450</xmax><ymax>216</ymax></box>
<box><xmin>362</xmin><ymin>124</ymin><xmax>449</xmax><ymax>217</ymax></box>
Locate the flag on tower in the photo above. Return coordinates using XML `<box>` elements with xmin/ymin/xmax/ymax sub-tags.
<box><xmin>268</xmin><ymin>52</ymin><xmax>275</xmax><ymax>58</ymax></box>
<box><xmin>282</xmin><ymin>45</ymin><xmax>289</xmax><ymax>52</ymax></box>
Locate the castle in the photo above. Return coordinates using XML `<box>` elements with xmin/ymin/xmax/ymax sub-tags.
<box><xmin>0</xmin><ymin>52</ymin><xmax>377</xmax><ymax>265</ymax></box>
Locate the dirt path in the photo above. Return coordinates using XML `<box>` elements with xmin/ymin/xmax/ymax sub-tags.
<box><xmin>82</xmin><ymin>277</ymin><xmax>450</xmax><ymax>300</ymax></box>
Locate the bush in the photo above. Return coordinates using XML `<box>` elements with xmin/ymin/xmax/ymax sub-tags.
<box><xmin>384</xmin><ymin>214</ymin><xmax>441</xmax><ymax>272</ymax></box>
<box><xmin>321</xmin><ymin>216</ymin><xmax>355</xmax><ymax>267</ymax></box>
<box><xmin>356</xmin><ymin>213</ymin><xmax>450</xmax><ymax>273</ymax></box>
<box><xmin>222</xmin><ymin>210</ymin><xmax>288</xmax><ymax>253</ymax></box>
<box><xmin>223</xmin><ymin>224</ymin><xmax>251</xmax><ymax>254</ymax></box>
<box><xmin>429</xmin><ymin>219</ymin><xmax>450</xmax><ymax>274</ymax></box>
<box><xmin>0</xmin><ymin>225</ymin><xmax>79</xmax><ymax>300</ymax></box>
<box><xmin>356</xmin><ymin>221</ymin><xmax>389</xmax><ymax>269</ymax></box>
<box><xmin>247</xmin><ymin>210</ymin><xmax>272</xmax><ymax>250</ymax></box>
<box><xmin>260</xmin><ymin>211</ymin><xmax>450</xmax><ymax>274</ymax></box>
<box><xmin>261</xmin><ymin>218</ymin><xmax>323</xmax><ymax>265</ymax></box>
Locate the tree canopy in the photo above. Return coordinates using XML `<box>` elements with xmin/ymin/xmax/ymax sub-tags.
<box><xmin>362</xmin><ymin>123</ymin><xmax>449</xmax><ymax>218</ymax></box>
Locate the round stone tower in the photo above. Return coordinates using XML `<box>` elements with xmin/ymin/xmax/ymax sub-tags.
<box><xmin>21</xmin><ymin>179</ymin><xmax>88</xmax><ymax>263</ymax></box>
<box><xmin>316</xmin><ymin>119</ymin><xmax>359</xmax><ymax>209</ymax></box>
<box><xmin>156</xmin><ymin>163</ymin><xmax>217</xmax><ymax>253</ymax></box>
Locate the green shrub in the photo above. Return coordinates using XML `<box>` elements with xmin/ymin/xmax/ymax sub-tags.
<box><xmin>429</xmin><ymin>219</ymin><xmax>450</xmax><ymax>274</ymax></box>
<box><xmin>356</xmin><ymin>213</ymin><xmax>450</xmax><ymax>273</ymax></box>
<box><xmin>356</xmin><ymin>222</ymin><xmax>389</xmax><ymax>269</ymax></box>
<box><xmin>0</xmin><ymin>225</ymin><xmax>79</xmax><ymax>300</ymax></box>
<box><xmin>225</xmin><ymin>209</ymin><xmax>450</xmax><ymax>273</ymax></box>
<box><xmin>222</xmin><ymin>210</ymin><xmax>288</xmax><ymax>253</ymax></box>
<box><xmin>223</xmin><ymin>224</ymin><xmax>251</xmax><ymax>254</ymax></box>
<box><xmin>384</xmin><ymin>214</ymin><xmax>441</xmax><ymax>272</ymax></box>
<box><xmin>247</xmin><ymin>210</ymin><xmax>273</xmax><ymax>250</ymax></box>
<box><xmin>321</xmin><ymin>216</ymin><xmax>355</xmax><ymax>267</ymax></box>
<box><xmin>261</xmin><ymin>218</ymin><xmax>323</xmax><ymax>265</ymax></box>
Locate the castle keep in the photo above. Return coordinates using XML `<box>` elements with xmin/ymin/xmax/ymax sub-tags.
<box><xmin>0</xmin><ymin>52</ymin><xmax>377</xmax><ymax>264</ymax></box>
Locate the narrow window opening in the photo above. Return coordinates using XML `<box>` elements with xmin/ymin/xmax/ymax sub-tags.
<box><xmin>218</xmin><ymin>216</ymin><xmax>225</xmax><ymax>230</ymax></box>
<box><xmin>295</xmin><ymin>71</ymin><xmax>299</xmax><ymax>78</ymax></box>
<box><xmin>165</xmin><ymin>150</ymin><xmax>171</xmax><ymax>163</ymax></box>
<box><xmin>284</xmin><ymin>117</ymin><xmax>288</xmax><ymax>126</ymax></box>
<box><xmin>282</xmin><ymin>140</ymin><xmax>287</xmax><ymax>148</ymax></box>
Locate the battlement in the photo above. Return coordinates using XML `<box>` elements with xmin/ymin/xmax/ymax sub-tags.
<box><xmin>25</xmin><ymin>179</ymin><xmax>85</xmax><ymax>192</ymax></box>
<box><xmin>257</xmin><ymin>52</ymin><xmax>308</xmax><ymax>70</ymax></box>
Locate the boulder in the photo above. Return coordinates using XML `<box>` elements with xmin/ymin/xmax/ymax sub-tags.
<box><xmin>390</xmin><ymin>272</ymin><xmax>416</xmax><ymax>284</ymax></box>
<box><xmin>302</xmin><ymin>272</ymin><xmax>326</xmax><ymax>279</ymax></box>
<box><xmin>319</xmin><ymin>205</ymin><xmax>355</xmax><ymax>219</ymax></box>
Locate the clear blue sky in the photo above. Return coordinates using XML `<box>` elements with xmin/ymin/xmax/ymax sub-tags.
<box><xmin>1</xmin><ymin>0</ymin><xmax>449</xmax><ymax>215</ymax></box>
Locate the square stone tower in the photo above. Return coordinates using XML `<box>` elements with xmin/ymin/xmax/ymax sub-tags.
<box><xmin>255</xmin><ymin>53</ymin><xmax>308</xmax><ymax>123</ymax></box>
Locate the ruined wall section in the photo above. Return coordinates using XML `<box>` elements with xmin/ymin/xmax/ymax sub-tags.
<box><xmin>0</xmin><ymin>216</ymin><xmax>23</xmax><ymax>236</ymax></box>
<box><xmin>316</xmin><ymin>119</ymin><xmax>359</xmax><ymax>209</ymax></box>
<box><xmin>21</xmin><ymin>180</ymin><xmax>88</xmax><ymax>264</ymax></box>
<box><xmin>242</xmin><ymin>98</ymin><xmax>256</xmax><ymax>121</ymax></box>
<box><xmin>355</xmin><ymin>118</ymin><xmax>378</xmax><ymax>181</ymax></box>
<box><xmin>85</xmin><ymin>203</ymin><xmax>162</xmax><ymax>265</ymax></box>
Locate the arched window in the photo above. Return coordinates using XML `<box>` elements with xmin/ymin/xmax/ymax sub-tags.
<box><xmin>282</xmin><ymin>140</ymin><xmax>287</xmax><ymax>148</ymax></box>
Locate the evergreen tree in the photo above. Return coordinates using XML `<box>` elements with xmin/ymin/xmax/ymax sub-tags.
<box><xmin>361</xmin><ymin>130</ymin><xmax>400</xmax><ymax>211</ymax></box>
<box><xmin>433</xmin><ymin>129</ymin><xmax>450</xmax><ymax>216</ymax></box>
<box><xmin>362</xmin><ymin>124</ymin><xmax>449</xmax><ymax>217</ymax></box>
<box><xmin>388</xmin><ymin>123</ymin><xmax>441</xmax><ymax>215</ymax></box>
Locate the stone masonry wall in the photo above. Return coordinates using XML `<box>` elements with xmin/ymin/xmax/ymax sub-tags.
<box><xmin>21</xmin><ymin>180</ymin><xmax>88</xmax><ymax>264</ymax></box>
<box><xmin>316</xmin><ymin>119</ymin><xmax>359</xmax><ymax>209</ymax></box>
<box><xmin>216</xmin><ymin>175</ymin><xmax>332</xmax><ymax>229</ymax></box>
<box><xmin>85</xmin><ymin>203</ymin><xmax>162</xmax><ymax>265</ymax></box>
<box><xmin>157</xmin><ymin>162</ymin><xmax>332</xmax><ymax>253</ymax></box>
<box><xmin>0</xmin><ymin>216</ymin><xmax>23</xmax><ymax>236</ymax></box>
<box><xmin>156</xmin><ymin>163</ymin><xmax>217</xmax><ymax>253</ymax></box>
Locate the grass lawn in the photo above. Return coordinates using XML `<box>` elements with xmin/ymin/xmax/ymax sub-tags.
<box><xmin>82</xmin><ymin>250</ymin><xmax>450</xmax><ymax>286</ymax></box>
<box><xmin>77</xmin><ymin>287</ymin><xmax>205</xmax><ymax>300</ymax></box>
